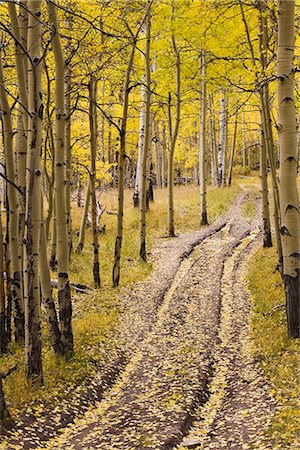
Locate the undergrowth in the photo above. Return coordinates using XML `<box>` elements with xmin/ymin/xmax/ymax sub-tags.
<box><xmin>248</xmin><ymin>247</ymin><xmax>300</xmax><ymax>449</ymax></box>
<box><xmin>1</xmin><ymin>181</ymin><xmax>241</xmax><ymax>417</ymax></box>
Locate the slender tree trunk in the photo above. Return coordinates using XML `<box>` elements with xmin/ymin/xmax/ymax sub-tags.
<box><xmin>242</xmin><ymin>112</ymin><xmax>246</xmax><ymax>168</ymax></box>
<box><xmin>39</xmin><ymin>197</ymin><xmax>64</xmax><ymax>355</ymax></box>
<box><xmin>133</xmin><ymin>79</ymin><xmax>146</xmax><ymax>208</ymax></box>
<box><xmin>24</xmin><ymin>0</ymin><xmax>43</xmax><ymax>380</ymax></box>
<box><xmin>112</xmin><ymin>2</ymin><xmax>153</xmax><ymax>286</ymax></box>
<box><xmin>199</xmin><ymin>50</ymin><xmax>208</xmax><ymax>225</ymax></box>
<box><xmin>217</xmin><ymin>88</ymin><xmax>225</xmax><ymax>186</ymax></box>
<box><xmin>221</xmin><ymin>92</ymin><xmax>228</xmax><ymax>187</ymax></box>
<box><xmin>227</xmin><ymin>104</ymin><xmax>238</xmax><ymax>186</ymax></box>
<box><xmin>76</xmin><ymin>182</ymin><xmax>90</xmax><ymax>253</ymax></box>
<box><xmin>154</xmin><ymin>121</ymin><xmax>162</xmax><ymax>188</ymax></box>
<box><xmin>88</xmin><ymin>76</ymin><xmax>100</xmax><ymax>288</ymax></box>
<box><xmin>48</xmin><ymin>0</ymin><xmax>73</xmax><ymax>354</ymax></box>
<box><xmin>161</xmin><ymin>123</ymin><xmax>166</xmax><ymax>188</ymax></box>
<box><xmin>0</xmin><ymin>202</ymin><xmax>6</xmax><ymax>355</ymax></box>
<box><xmin>258</xmin><ymin>1</ymin><xmax>272</xmax><ymax>248</ymax></box>
<box><xmin>168</xmin><ymin>30</ymin><xmax>181</xmax><ymax>237</ymax></box>
<box><xmin>277</xmin><ymin>0</ymin><xmax>300</xmax><ymax>338</ymax></box>
<box><xmin>209</xmin><ymin>93</ymin><xmax>218</xmax><ymax>186</ymax></box>
<box><xmin>65</xmin><ymin>60</ymin><xmax>72</xmax><ymax>255</ymax></box>
<box><xmin>0</xmin><ymin>50</ymin><xmax>24</xmax><ymax>343</ymax></box>
<box><xmin>140</xmin><ymin>17</ymin><xmax>151</xmax><ymax>261</ymax></box>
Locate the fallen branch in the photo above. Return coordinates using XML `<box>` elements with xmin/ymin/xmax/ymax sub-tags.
<box><xmin>263</xmin><ymin>303</ymin><xmax>285</xmax><ymax>317</ymax></box>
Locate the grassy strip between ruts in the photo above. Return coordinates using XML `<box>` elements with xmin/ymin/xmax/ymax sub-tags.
<box><xmin>1</xmin><ymin>181</ymin><xmax>242</xmax><ymax>419</ymax></box>
<box><xmin>248</xmin><ymin>247</ymin><xmax>300</xmax><ymax>449</ymax></box>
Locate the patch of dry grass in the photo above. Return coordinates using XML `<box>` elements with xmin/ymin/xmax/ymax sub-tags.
<box><xmin>248</xmin><ymin>247</ymin><xmax>300</xmax><ymax>448</ymax></box>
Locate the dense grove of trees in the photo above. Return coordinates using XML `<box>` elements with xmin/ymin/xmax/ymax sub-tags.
<box><xmin>0</xmin><ymin>0</ymin><xmax>298</xmax><ymax>408</ymax></box>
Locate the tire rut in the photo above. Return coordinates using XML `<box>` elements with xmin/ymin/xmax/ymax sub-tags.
<box><xmin>35</xmin><ymin>195</ymin><xmax>257</xmax><ymax>450</ymax></box>
<box><xmin>0</xmin><ymin>193</ymin><xmax>259</xmax><ymax>450</ymax></box>
<box><xmin>180</xmin><ymin>235</ymin><xmax>276</xmax><ymax>450</ymax></box>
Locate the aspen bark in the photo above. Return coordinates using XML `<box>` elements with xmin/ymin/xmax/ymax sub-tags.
<box><xmin>168</xmin><ymin>31</ymin><xmax>181</xmax><ymax>237</ymax></box>
<box><xmin>140</xmin><ymin>16</ymin><xmax>151</xmax><ymax>261</ymax></box>
<box><xmin>242</xmin><ymin>112</ymin><xmax>246</xmax><ymax>168</ymax></box>
<box><xmin>199</xmin><ymin>50</ymin><xmax>208</xmax><ymax>225</ymax></box>
<box><xmin>24</xmin><ymin>0</ymin><xmax>43</xmax><ymax>380</ymax></box>
<box><xmin>8</xmin><ymin>2</ymin><xmax>27</xmax><ymax>253</ymax></box>
<box><xmin>76</xmin><ymin>182</ymin><xmax>90</xmax><ymax>253</ymax></box>
<box><xmin>88</xmin><ymin>76</ymin><xmax>100</xmax><ymax>288</ymax></box>
<box><xmin>277</xmin><ymin>0</ymin><xmax>300</xmax><ymax>338</ymax></box>
<box><xmin>209</xmin><ymin>94</ymin><xmax>218</xmax><ymax>186</ymax></box>
<box><xmin>133</xmin><ymin>78</ymin><xmax>146</xmax><ymax>208</ymax></box>
<box><xmin>227</xmin><ymin>104</ymin><xmax>238</xmax><ymax>186</ymax></box>
<box><xmin>0</xmin><ymin>202</ymin><xmax>6</xmax><ymax>354</ymax></box>
<box><xmin>221</xmin><ymin>92</ymin><xmax>228</xmax><ymax>187</ymax></box>
<box><xmin>154</xmin><ymin>121</ymin><xmax>162</xmax><ymax>188</ymax></box>
<box><xmin>258</xmin><ymin>1</ymin><xmax>272</xmax><ymax>248</ymax></box>
<box><xmin>161</xmin><ymin>123</ymin><xmax>166</xmax><ymax>188</ymax></box>
<box><xmin>48</xmin><ymin>0</ymin><xmax>73</xmax><ymax>354</ymax></box>
<box><xmin>0</xmin><ymin>49</ymin><xmax>24</xmax><ymax>342</ymax></box>
<box><xmin>39</xmin><ymin>198</ymin><xmax>64</xmax><ymax>355</ymax></box>
<box><xmin>112</xmin><ymin>2</ymin><xmax>153</xmax><ymax>286</ymax></box>
<box><xmin>112</xmin><ymin>39</ymin><xmax>137</xmax><ymax>286</ymax></box>
<box><xmin>217</xmin><ymin>89</ymin><xmax>226</xmax><ymax>186</ymax></box>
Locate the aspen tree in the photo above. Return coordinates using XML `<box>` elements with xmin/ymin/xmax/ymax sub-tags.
<box><xmin>154</xmin><ymin>121</ymin><xmax>162</xmax><ymax>188</ymax></box>
<box><xmin>140</xmin><ymin>14</ymin><xmax>151</xmax><ymax>261</ymax></box>
<box><xmin>76</xmin><ymin>183</ymin><xmax>90</xmax><ymax>253</ymax></box>
<box><xmin>112</xmin><ymin>1</ymin><xmax>153</xmax><ymax>287</ymax></box>
<box><xmin>24</xmin><ymin>0</ymin><xmax>43</xmax><ymax>380</ymax></box>
<box><xmin>227</xmin><ymin>104</ymin><xmax>238</xmax><ymax>186</ymax></box>
<box><xmin>277</xmin><ymin>0</ymin><xmax>300</xmax><ymax>338</ymax></box>
<box><xmin>240</xmin><ymin>0</ymin><xmax>280</xmax><ymax>255</ymax></box>
<box><xmin>199</xmin><ymin>49</ymin><xmax>208</xmax><ymax>225</ymax></box>
<box><xmin>0</xmin><ymin>202</ymin><xmax>6</xmax><ymax>354</ymax></box>
<box><xmin>39</xmin><ymin>197</ymin><xmax>64</xmax><ymax>355</ymax></box>
<box><xmin>161</xmin><ymin>122</ymin><xmax>166</xmax><ymax>188</ymax></box>
<box><xmin>88</xmin><ymin>76</ymin><xmax>101</xmax><ymax>288</ymax></box>
<box><xmin>217</xmin><ymin>89</ymin><xmax>226</xmax><ymax>186</ymax></box>
<box><xmin>8</xmin><ymin>2</ymin><xmax>28</xmax><ymax>252</ymax></box>
<box><xmin>168</xmin><ymin>9</ymin><xmax>181</xmax><ymax>237</ymax></box>
<box><xmin>47</xmin><ymin>0</ymin><xmax>73</xmax><ymax>354</ymax></box>
<box><xmin>133</xmin><ymin>75</ymin><xmax>146</xmax><ymax>208</ymax></box>
<box><xmin>258</xmin><ymin>1</ymin><xmax>272</xmax><ymax>248</ymax></box>
<box><xmin>208</xmin><ymin>93</ymin><xmax>218</xmax><ymax>186</ymax></box>
<box><xmin>0</xmin><ymin>48</ymin><xmax>24</xmax><ymax>342</ymax></box>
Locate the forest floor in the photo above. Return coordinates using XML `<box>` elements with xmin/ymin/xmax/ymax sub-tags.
<box><xmin>2</xmin><ymin>188</ymin><xmax>298</xmax><ymax>450</ymax></box>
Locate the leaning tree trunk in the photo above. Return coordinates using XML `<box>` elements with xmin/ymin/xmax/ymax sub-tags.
<box><xmin>199</xmin><ymin>49</ymin><xmax>208</xmax><ymax>225</ymax></box>
<box><xmin>24</xmin><ymin>0</ymin><xmax>43</xmax><ymax>380</ymax></box>
<box><xmin>277</xmin><ymin>0</ymin><xmax>300</xmax><ymax>338</ymax></box>
<box><xmin>112</xmin><ymin>2</ymin><xmax>153</xmax><ymax>287</ymax></box>
<box><xmin>133</xmin><ymin>77</ymin><xmax>146</xmax><ymax>208</ymax></box>
<box><xmin>48</xmin><ymin>0</ymin><xmax>73</xmax><ymax>354</ymax></box>
<box><xmin>209</xmin><ymin>93</ymin><xmax>218</xmax><ymax>186</ymax></box>
<box><xmin>154</xmin><ymin>121</ymin><xmax>162</xmax><ymax>189</ymax></box>
<box><xmin>0</xmin><ymin>50</ymin><xmax>24</xmax><ymax>343</ymax></box>
<box><xmin>76</xmin><ymin>181</ymin><xmax>90</xmax><ymax>253</ymax></box>
<box><xmin>168</xmin><ymin>32</ymin><xmax>181</xmax><ymax>237</ymax></box>
<box><xmin>217</xmin><ymin>88</ymin><xmax>226</xmax><ymax>186</ymax></box>
<box><xmin>258</xmin><ymin>2</ymin><xmax>272</xmax><ymax>248</ymax></box>
<box><xmin>88</xmin><ymin>76</ymin><xmax>101</xmax><ymax>288</ymax></box>
<box><xmin>0</xmin><ymin>202</ymin><xmax>6</xmax><ymax>355</ymax></box>
<box><xmin>112</xmin><ymin>40</ymin><xmax>138</xmax><ymax>287</ymax></box>
<box><xmin>227</xmin><ymin>103</ymin><xmax>238</xmax><ymax>186</ymax></box>
<box><xmin>39</xmin><ymin>197</ymin><xmax>64</xmax><ymax>355</ymax></box>
<box><xmin>140</xmin><ymin>16</ymin><xmax>151</xmax><ymax>261</ymax></box>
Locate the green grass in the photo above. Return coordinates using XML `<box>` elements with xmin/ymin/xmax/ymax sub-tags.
<box><xmin>1</xmin><ymin>181</ymin><xmax>242</xmax><ymax>417</ymax></box>
<box><xmin>248</xmin><ymin>247</ymin><xmax>300</xmax><ymax>449</ymax></box>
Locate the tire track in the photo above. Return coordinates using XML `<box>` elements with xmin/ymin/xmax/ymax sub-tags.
<box><xmin>180</xmin><ymin>234</ymin><xmax>276</xmax><ymax>450</ymax></box>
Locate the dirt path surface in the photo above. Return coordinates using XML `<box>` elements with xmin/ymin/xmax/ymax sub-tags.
<box><xmin>0</xmin><ymin>193</ymin><xmax>276</xmax><ymax>450</ymax></box>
